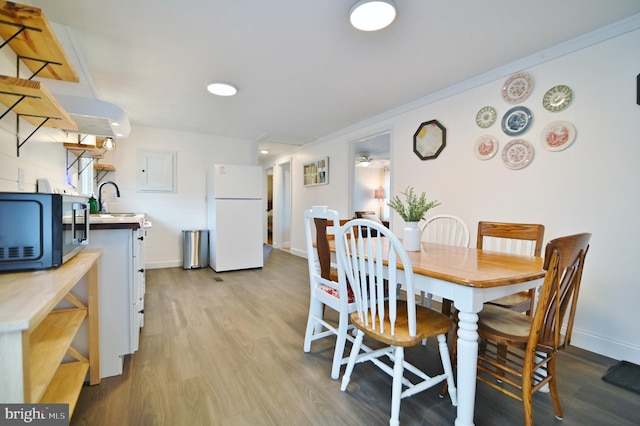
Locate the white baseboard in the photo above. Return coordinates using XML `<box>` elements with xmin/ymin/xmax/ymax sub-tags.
<box><xmin>146</xmin><ymin>261</ymin><xmax>182</xmax><ymax>269</ymax></box>
<box><xmin>570</xmin><ymin>328</ymin><xmax>640</xmax><ymax>364</ymax></box>
<box><xmin>290</xmin><ymin>248</ymin><xmax>306</xmax><ymax>258</ymax></box>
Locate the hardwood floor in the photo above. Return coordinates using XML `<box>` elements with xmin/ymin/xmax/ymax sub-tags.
<box><xmin>71</xmin><ymin>249</ymin><xmax>639</xmax><ymax>426</ymax></box>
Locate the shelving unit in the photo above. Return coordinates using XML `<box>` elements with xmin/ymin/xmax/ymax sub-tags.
<box><xmin>0</xmin><ymin>249</ymin><xmax>101</xmax><ymax>412</ymax></box>
<box><xmin>94</xmin><ymin>163</ymin><xmax>116</xmax><ymax>183</ymax></box>
<box><xmin>0</xmin><ymin>75</ymin><xmax>76</xmax><ymax>129</ymax></box>
<box><xmin>0</xmin><ymin>1</ymin><xmax>79</xmax><ymax>81</ymax></box>
<box><xmin>63</xmin><ymin>142</ymin><xmax>116</xmax><ymax>182</ymax></box>
<box><xmin>0</xmin><ymin>1</ymin><xmax>79</xmax><ymax>155</ymax></box>
<box><xmin>63</xmin><ymin>142</ymin><xmax>103</xmax><ymax>159</ymax></box>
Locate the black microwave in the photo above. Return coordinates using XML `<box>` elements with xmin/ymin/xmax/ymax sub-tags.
<box><xmin>0</xmin><ymin>192</ymin><xmax>89</xmax><ymax>272</ymax></box>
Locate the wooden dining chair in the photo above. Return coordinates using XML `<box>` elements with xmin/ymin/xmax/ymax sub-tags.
<box><xmin>476</xmin><ymin>232</ymin><xmax>591</xmax><ymax>426</ymax></box>
<box><xmin>336</xmin><ymin>218</ymin><xmax>457</xmax><ymax>426</ymax></box>
<box><xmin>477</xmin><ymin>221</ymin><xmax>545</xmax><ymax>315</ymax></box>
<box><xmin>420</xmin><ymin>214</ymin><xmax>470</xmax><ymax>313</ymax></box>
<box><xmin>303</xmin><ymin>206</ymin><xmax>357</xmax><ymax>380</ymax></box>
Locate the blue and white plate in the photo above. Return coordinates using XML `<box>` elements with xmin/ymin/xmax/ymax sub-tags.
<box><xmin>501</xmin><ymin>106</ymin><xmax>533</xmax><ymax>136</ymax></box>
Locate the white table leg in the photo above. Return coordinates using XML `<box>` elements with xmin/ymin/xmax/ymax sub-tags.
<box><xmin>455</xmin><ymin>310</ymin><xmax>479</xmax><ymax>426</ymax></box>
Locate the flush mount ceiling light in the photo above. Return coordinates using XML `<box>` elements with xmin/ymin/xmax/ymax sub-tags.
<box><xmin>207</xmin><ymin>82</ymin><xmax>238</xmax><ymax>96</ymax></box>
<box><xmin>349</xmin><ymin>0</ymin><xmax>397</xmax><ymax>31</ymax></box>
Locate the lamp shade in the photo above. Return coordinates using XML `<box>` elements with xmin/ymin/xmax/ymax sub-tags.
<box><xmin>375</xmin><ymin>188</ymin><xmax>386</xmax><ymax>199</ymax></box>
<box><xmin>349</xmin><ymin>0</ymin><xmax>397</xmax><ymax>31</ymax></box>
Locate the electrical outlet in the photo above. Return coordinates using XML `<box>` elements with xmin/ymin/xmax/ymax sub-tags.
<box><xmin>18</xmin><ymin>168</ymin><xmax>24</xmax><ymax>190</ymax></box>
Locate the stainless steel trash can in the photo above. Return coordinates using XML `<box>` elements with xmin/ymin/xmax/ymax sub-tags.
<box><xmin>182</xmin><ymin>230</ymin><xmax>209</xmax><ymax>269</ymax></box>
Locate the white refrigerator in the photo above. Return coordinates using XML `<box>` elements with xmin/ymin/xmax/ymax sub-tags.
<box><xmin>207</xmin><ymin>164</ymin><xmax>264</xmax><ymax>272</ymax></box>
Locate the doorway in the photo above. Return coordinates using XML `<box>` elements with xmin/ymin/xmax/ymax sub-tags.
<box><xmin>351</xmin><ymin>131</ymin><xmax>391</xmax><ymax>221</ymax></box>
<box><xmin>274</xmin><ymin>160</ymin><xmax>291</xmax><ymax>250</ymax></box>
<box><xmin>266</xmin><ymin>167</ymin><xmax>273</xmax><ymax>245</ymax></box>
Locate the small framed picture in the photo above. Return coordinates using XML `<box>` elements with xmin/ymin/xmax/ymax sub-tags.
<box><xmin>303</xmin><ymin>157</ymin><xmax>328</xmax><ymax>186</ymax></box>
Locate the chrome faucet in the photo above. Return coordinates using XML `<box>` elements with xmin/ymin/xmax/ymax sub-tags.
<box><xmin>98</xmin><ymin>181</ymin><xmax>121</xmax><ymax>213</ymax></box>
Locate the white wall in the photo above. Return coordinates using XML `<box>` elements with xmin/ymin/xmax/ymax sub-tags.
<box><xmin>269</xmin><ymin>138</ymin><xmax>351</xmax><ymax>257</ymax></box>
<box><xmin>353</xmin><ymin>166</ymin><xmax>385</xmax><ymax>216</ymax></box>
<box><xmin>102</xmin><ymin>125</ymin><xmax>254</xmax><ymax>268</ymax></box>
<box><xmin>272</xmin><ymin>24</ymin><xmax>640</xmax><ymax>363</ymax></box>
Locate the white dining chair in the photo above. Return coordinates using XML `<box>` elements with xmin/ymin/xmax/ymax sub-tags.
<box><xmin>337</xmin><ymin>218</ymin><xmax>457</xmax><ymax>426</ymax></box>
<box><xmin>302</xmin><ymin>206</ymin><xmax>357</xmax><ymax>380</ymax></box>
<box><xmin>419</xmin><ymin>214</ymin><xmax>470</xmax><ymax>311</ymax></box>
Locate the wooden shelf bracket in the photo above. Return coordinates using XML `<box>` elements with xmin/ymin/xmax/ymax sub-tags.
<box><xmin>16</xmin><ymin>112</ymin><xmax>55</xmax><ymax>157</ymax></box>
<box><xmin>0</xmin><ymin>18</ymin><xmax>60</xmax><ymax>80</ymax></box>
<box><xmin>0</xmin><ymin>87</ymin><xmax>64</xmax><ymax>157</ymax></box>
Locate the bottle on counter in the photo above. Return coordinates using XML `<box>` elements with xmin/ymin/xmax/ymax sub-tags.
<box><xmin>89</xmin><ymin>193</ymin><xmax>99</xmax><ymax>214</ymax></box>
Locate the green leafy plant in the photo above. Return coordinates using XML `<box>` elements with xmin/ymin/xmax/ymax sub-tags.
<box><xmin>387</xmin><ymin>186</ymin><xmax>440</xmax><ymax>222</ymax></box>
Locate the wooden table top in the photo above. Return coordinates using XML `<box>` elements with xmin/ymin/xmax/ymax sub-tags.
<box><xmin>329</xmin><ymin>239</ymin><xmax>545</xmax><ymax>288</ymax></box>
<box><xmin>0</xmin><ymin>249</ymin><xmax>101</xmax><ymax>333</ymax></box>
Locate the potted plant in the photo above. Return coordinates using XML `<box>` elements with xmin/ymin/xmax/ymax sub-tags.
<box><xmin>388</xmin><ymin>186</ymin><xmax>440</xmax><ymax>251</ymax></box>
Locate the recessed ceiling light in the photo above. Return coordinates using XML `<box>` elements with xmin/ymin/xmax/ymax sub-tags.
<box><xmin>207</xmin><ymin>82</ymin><xmax>238</xmax><ymax>96</ymax></box>
<box><xmin>260</xmin><ymin>150</ymin><xmax>269</xmax><ymax>154</ymax></box>
<box><xmin>350</xmin><ymin>0</ymin><xmax>397</xmax><ymax>31</ymax></box>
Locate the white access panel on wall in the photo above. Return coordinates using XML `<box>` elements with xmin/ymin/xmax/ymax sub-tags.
<box><xmin>136</xmin><ymin>149</ymin><xmax>176</xmax><ymax>192</ymax></box>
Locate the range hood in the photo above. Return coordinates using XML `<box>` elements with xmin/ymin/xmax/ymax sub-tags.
<box><xmin>55</xmin><ymin>94</ymin><xmax>131</xmax><ymax>138</ymax></box>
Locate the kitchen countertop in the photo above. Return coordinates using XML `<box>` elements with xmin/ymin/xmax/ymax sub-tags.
<box><xmin>90</xmin><ymin>213</ymin><xmax>148</xmax><ymax>230</ymax></box>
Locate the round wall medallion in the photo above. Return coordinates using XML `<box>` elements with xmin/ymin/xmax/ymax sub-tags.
<box><xmin>541</xmin><ymin>120</ymin><xmax>576</xmax><ymax>151</ymax></box>
<box><xmin>474</xmin><ymin>135</ymin><xmax>499</xmax><ymax>160</ymax></box>
<box><xmin>542</xmin><ymin>85</ymin><xmax>573</xmax><ymax>112</ymax></box>
<box><xmin>475</xmin><ymin>106</ymin><xmax>497</xmax><ymax>128</ymax></box>
<box><xmin>502</xmin><ymin>139</ymin><xmax>534</xmax><ymax>170</ymax></box>
<box><xmin>501</xmin><ymin>106</ymin><xmax>533</xmax><ymax>136</ymax></box>
<box><xmin>502</xmin><ymin>72</ymin><xmax>533</xmax><ymax>104</ymax></box>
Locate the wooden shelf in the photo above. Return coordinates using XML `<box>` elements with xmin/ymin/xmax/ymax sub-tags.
<box><xmin>94</xmin><ymin>163</ymin><xmax>115</xmax><ymax>172</ymax></box>
<box><xmin>64</xmin><ymin>142</ymin><xmax>103</xmax><ymax>159</ymax></box>
<box><xmin>0</xmin><ymin>249</ymin><xmax>101</xmax><ymax>411</ymax></box>
<box><xmin>39</xmin><ymin>362</ymin><xmax>89</xmax><ymax>415</ymax></box>
<box><xmin>0</xmin><ymin>1</ymin><xmax>79</xmax><ymax>82</ymax></box>
<box><xmin>29</xmin><ymin>308</ymin><xmax>87</xmax><ymax>403</ymax></box>
<box><xmin>0</xmin><ymin>75</ymin><xmax>77</xmax><ymax>129</ymax></box>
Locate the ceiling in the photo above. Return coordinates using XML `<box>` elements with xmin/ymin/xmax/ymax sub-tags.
<box><xmin>28</xmin><ymin>1</ymin><xmax>640</xmax><ymax>158</ymax></box>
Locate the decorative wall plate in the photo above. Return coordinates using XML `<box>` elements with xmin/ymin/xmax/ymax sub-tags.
<box><xmin>474</xmin><ymin>135</ymin><xmax>499</xmax><ymax>160</ymax></box>
<box><xmin>502</xmin><ymin>72</ymin><xmax>533</xmax><ymax>104</ymax></box>
<box><xmin>475</xmin><ymin>106</ymin><xmax>497</xmax><ymax>128</ymax></box>
<box><xmin>542</xmin><ymin>85</ymin><xmax>573</xmax><ymax>112</ymax></box>
<box><xmin>502</xmin><ymin>139</ymin><xmax>534</xmax><ymax>170</ymax></box>
<box><xmin>541</xmin><ymin>121</ymin><xmax>576</xmax><ymax>151</ymax></box>
<box><xmin>501</xmin><ymin>106</ymin><xmax>533</xmax><ymax>136</ymax></box>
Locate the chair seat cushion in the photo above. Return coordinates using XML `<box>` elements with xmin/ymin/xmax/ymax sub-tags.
<box><xmin>319</xmin><ymin>284</ymin><xmax>355</xmax><ymax>303</ymax></box>
<box><xmin>477</xmin><ymin>304</ymin><xmax>532</xmax><ymax>343</ymax></box>
<box><xmin>351</xmin><ymin>303</ymin><xmax>453</xmax><ymax>347</ymax></box>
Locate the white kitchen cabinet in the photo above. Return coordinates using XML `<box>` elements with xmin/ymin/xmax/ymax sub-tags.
<box><xmin>88</xmin><ymin>222</ymin><xmax>146</xmax><ymax>377</ymax></box>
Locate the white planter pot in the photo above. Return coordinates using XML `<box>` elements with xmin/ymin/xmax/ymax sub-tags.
<box><xmin>403</xmin><ymin>222</ymin><xmax>421</xmax><ymax>251</ymax></box>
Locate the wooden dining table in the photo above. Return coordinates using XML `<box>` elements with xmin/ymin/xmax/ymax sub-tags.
<box><xmin>329</xmin><ymin>238</ymin><xmax>545</xmax><ymax>426</ymax></box>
